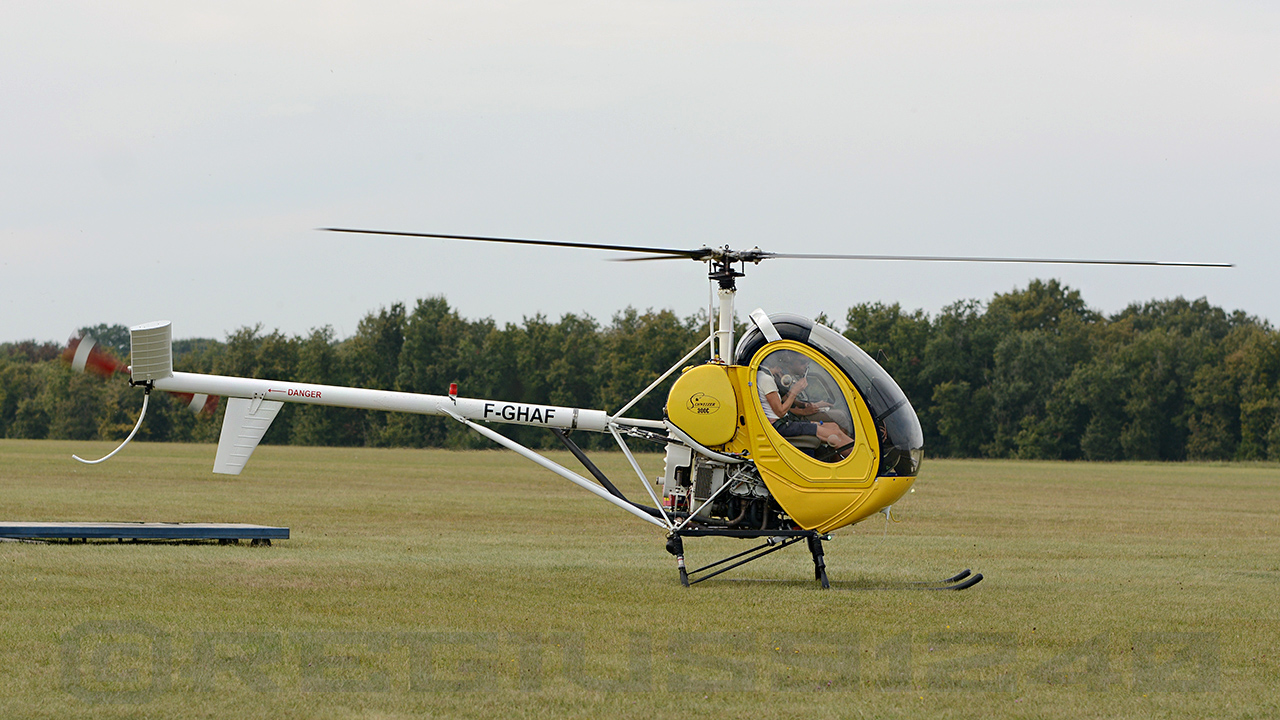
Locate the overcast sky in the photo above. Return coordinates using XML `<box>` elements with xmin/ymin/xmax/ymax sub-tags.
<box><xmin>2</xmin><ymin>1</ymin><xmax>1275</xmax><ymax>345</ymax></box>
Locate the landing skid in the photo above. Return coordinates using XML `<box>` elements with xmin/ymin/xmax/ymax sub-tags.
<box><xmin>838</xmin><ymin>568</ymin><xmax>984</xmax><ymax>591</ymax></box>
<box><xmin>666</xmin><ymin>529</ymin><xmax>983</xmax><ymax>591</ymax></box>
<box><xmin>667</xmin><ymin>529</ymin><xmax>834</xmax><ymax>588</ymax></box>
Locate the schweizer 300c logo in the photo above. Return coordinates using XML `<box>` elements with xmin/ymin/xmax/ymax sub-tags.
<box><xmin>686</xmin><ymin>392</ymin><xmax>721</xmax><ymax>415</ymax></box>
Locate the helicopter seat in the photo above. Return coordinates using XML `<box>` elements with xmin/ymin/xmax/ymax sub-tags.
<box><xmin>786</xmin><ymin>437</ymin><xmax>824</xmax><ymax>461</ymax></box>
<box><xmin>783</xmin><ymin>434</ymin><xmax>824</xmax><ymax>450</ymax></box>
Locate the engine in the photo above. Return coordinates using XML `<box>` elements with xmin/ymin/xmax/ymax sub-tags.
<box><xmin>658</xmin><ymin>443</ymin><xmax>790</xmax><ymax>531</ymax></box>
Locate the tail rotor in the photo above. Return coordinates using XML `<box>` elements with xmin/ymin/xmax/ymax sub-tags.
<box><xmin>61</xmin><ymin>334</ymin><xmax>220</xmax><ymax>417</ymax></box>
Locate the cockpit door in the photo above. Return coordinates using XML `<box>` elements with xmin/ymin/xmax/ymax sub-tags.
<box><xmin>746</xmin><ymin>341</ymin><xmax>878</xmax><ymax>483</ymax></box>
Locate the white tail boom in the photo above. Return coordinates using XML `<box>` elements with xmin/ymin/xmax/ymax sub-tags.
<box><xmin>121</xmin><ymin>322</ymin><xmax>660</xmax><ymax>476</ymax></box>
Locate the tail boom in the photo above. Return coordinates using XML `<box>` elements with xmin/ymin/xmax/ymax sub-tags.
<box><xmin>153</xmin><ymin>372</ymin><xmax>623</xmax><ymax>433</ymax></box>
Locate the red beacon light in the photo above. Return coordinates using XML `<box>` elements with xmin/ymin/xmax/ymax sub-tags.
<box><xmin>448</xmin><ymin>382</ymin><xmax>458</xmax><ymax>402</ymax></box>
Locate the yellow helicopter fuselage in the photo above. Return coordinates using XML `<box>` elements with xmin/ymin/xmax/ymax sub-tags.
<box><xmin>666</xmin><ymin>334</ymin><xmax>919</xmax><ymax>534</ymax></box>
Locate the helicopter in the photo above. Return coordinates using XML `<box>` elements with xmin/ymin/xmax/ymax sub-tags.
<box><xmin>66</xmin><ymin>229</ymin><xmax>1230</xmax><ymax>589</ymax></box>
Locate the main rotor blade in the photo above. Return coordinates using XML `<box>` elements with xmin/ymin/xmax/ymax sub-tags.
<box><xmin>758</xmin><ymin>252</ymin><xmax>1233</xmax><ymax>268</ymax></box>
<box><xmin>611</xmin><ymin>255</ymin><xmax>693</xmax><ymax>262</ymax></box>
<box><xmin>321</xmin><ymin>228</ymin><xmax>1231</xmax><ymax>268</ymax></box>
<box><xmin>320</xmin><ymin>227</ymin><xmax>706</xmax><ymax>259</ymax></box>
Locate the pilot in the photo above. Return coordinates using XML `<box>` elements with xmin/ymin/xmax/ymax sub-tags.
<box><xmin>757</xmin><ymin>351</ymin><xmax>855</xmax><ymax>460</ymax></box>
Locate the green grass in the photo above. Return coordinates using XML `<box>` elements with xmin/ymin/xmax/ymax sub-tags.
<box><xmin>2</xmin><ymin>439</ymin><xmax>1278</xmax><ymax>719</ymax></box>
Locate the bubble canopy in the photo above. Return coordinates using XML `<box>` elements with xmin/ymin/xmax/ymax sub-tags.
<box><xmin>735</xmin><ymin>314</ymin><xmax>924</xmax><ymax>477</ymax></box>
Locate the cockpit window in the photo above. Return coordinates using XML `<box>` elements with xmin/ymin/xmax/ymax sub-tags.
<box><xmin>807</xmin><ymin>324</ymin><xmax>906</xmax><ymax>420</ymax></box>
<box><xmin>756</xmin><ymin>349</ymin><xmax>856</xmax><ymax>463</ymax></box>
<box><xmin>806</xmin><ymin>324</ymin><xmax>923</xmax><ymax>475</ymax></box>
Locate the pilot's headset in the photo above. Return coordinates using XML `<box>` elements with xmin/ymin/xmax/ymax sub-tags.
<box><xmin>770</xmin><ymin>351</ymin><xmax>807</xmax><ymax>390</ymax></box>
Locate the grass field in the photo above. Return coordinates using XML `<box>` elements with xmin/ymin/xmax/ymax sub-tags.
<box><xmin>2</xmin><ymin>438</ymin><xmax>1278</xmax><ymax>719</ymax></box>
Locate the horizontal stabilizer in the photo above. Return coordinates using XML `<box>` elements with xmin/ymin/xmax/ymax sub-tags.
<box><xmin>213</xmin><ymin>397</ymin><xmax>283</xmax><ymax>475</ymax></box>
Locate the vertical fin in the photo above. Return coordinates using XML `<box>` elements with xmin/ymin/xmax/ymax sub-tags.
<box><xmin>213</xmin><ymin>397</ymin><xmax>284</xmax><ymax>475</ymax></box>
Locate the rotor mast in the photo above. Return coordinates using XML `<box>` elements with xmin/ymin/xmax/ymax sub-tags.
<box><xmin>708</xmin><ymin>251</ymin><xmax>746</xmax><ymax>362</ymax></box>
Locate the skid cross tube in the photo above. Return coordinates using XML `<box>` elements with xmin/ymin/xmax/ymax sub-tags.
<box><xmin>670</xmin><ymin>529</ymin><xmax>831</xmax><ymax>588</ymax></box>
<box><xmin>685</xmin><ymin>536</ymin><xmax>805</xmax><ymax>585</ymax></box>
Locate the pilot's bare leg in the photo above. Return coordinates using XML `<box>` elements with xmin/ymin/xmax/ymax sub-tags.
<box><xmin>815</xmin><ymin>422</ymin><xmax>854</xmax><ymax>458</ymax></box>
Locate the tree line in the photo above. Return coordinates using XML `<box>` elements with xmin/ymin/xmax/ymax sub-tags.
<box><xmin>3</xmin><ymin>282</ymin><xmax>1279</xmax><ymax>460</ymax></box>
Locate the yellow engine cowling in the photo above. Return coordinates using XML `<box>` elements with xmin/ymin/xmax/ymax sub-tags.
<box><xmin>665</xmin><ymin>364</ymin><xmax>739</xmax><ymax>447</ymax></box>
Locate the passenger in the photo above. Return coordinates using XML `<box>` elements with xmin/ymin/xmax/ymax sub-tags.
<box><xmin>757</xmin><ymin>352</ymin><xmax>855</xmax><ymax>459</ymax></box>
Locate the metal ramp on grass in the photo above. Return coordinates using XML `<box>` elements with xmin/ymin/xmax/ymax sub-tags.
<box><xmin>0</xmin><ymin>522</ymin><xmax>289</xmax><ymax>545</ymax></box>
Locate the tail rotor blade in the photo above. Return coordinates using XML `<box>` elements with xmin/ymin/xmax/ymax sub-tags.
<box><xmin>63</xmin><ymin>335</ymin><xmax>220</xmax><ymax>416</ymax></box>
<box><xmin>168</xmin><ymin>392</ymin><xmax>221</xmax><ymax>416</ymax></box>
<box><xmin>60</xmin><ymin>336</ymin><xmax>127</xmax><ymax>378</ymax></box>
